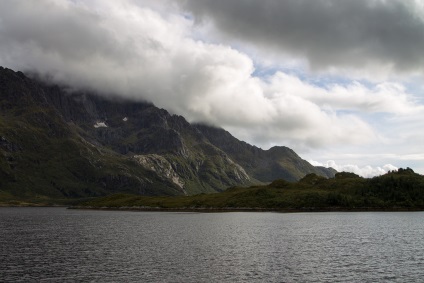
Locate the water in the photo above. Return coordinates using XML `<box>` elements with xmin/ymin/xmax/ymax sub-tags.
<box><xmin>1</xmin><ymin>208</ymin><xmax>424</xmax><ymax>282</ymax></box>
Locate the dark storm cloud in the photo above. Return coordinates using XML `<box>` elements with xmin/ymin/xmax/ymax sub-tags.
<box><xmin>180</xmin><ymin>0</ymin><xmax>424</xmax><ymax>72</ymax></box>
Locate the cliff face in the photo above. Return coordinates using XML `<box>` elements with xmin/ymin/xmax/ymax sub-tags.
<box><xmin>0</xmin><ymin>67</ymin><xmax>335</xmax><ymax>201</ymax></box>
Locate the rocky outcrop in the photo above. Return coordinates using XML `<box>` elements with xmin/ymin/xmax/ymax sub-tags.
<box><xmin>134</xmin><ymin>154</ymin><xmax>186</xmax><ymax>193</ymax></box>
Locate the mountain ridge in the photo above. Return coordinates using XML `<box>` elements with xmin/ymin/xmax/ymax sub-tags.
<box><xmin>0</xmin><ymin>66</ymin><xmax>335</xmax><ymax>202</ymax></box>
<box><xmin>194</xmin><ymin>124</ymin><xmax>336</xmax><ymax>181</ymax></box>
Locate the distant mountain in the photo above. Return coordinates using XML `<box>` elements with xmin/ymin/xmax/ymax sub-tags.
<box><xmin>194</xmin><ymin>125</ymin><xmax>337</xmax><ymax>182</ymax></box>
<box><xmin>0</xmin><ymin>66</ymin><xmax>335</xmax><ymax>202</ymax></box>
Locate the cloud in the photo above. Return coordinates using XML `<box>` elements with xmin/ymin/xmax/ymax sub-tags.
<box><xmin>265</xmin><ymin>73</ymin><xmax>422</xmax><ymax>115</ymax></box>
<box><xmin>309</xmin><ymin>160</ymin><xmax>398</xmax><ymax>178</ymax></box>
<box><xmin>180</xmin><ymin>0</ymin><xmax>424</xmax><ymax>77</ymax></box>
<box><xmin>0</xmin><ymin>0</ymin><xmax>421</xmax><ymax>154</ymax></box>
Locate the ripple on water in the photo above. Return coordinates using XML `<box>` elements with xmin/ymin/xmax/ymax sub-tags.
<box><xmin>1</xmin><ymin>208</ymin><xmax>424</xmax><ymax>282</ymax></box>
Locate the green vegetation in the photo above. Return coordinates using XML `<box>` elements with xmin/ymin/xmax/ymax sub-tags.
<box><xmin>80</xmin><ymin>168</ymin><xmax>424</xmax><ymax>211</ymax></box>
<box><xmin>1</xmin><ymin>67</ymin><xmax>337</xmax><ymax>205</ymax></box>
<box><xmin>0</xmin><ymin>109</ymin><xmax>183</xmax><ymax>205</ymax></box>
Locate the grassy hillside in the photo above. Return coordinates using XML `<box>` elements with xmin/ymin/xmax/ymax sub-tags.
<box><xmin>0</xmin><ymin>106</ymin><xmax>183</xmax><ymax>205</ymax></box>
<box><xmin>79</xmin><ymin>168</ymin><xmax>424</xmax><ymax>210</ymax></box>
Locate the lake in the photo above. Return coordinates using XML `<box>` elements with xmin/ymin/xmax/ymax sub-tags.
<box><xmin>1</xmin><ymin>208</ymin><xmax>423</xmax><ymax>282</ymax></box>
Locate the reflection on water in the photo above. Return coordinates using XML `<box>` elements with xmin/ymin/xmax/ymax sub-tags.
<box><xmin>1</xmin><ymin>208</ymin><xmax>424</xmax><ymax>282</ymax></box>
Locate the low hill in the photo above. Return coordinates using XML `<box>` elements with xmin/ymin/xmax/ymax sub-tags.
<box><xmin>79</xmin><ymin>168</ymin><xmax>424</xmax><ymax>210</ymax></box>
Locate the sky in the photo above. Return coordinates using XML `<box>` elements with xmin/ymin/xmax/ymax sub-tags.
<box><xmin>0</xmin><ymin>0</ymin><xmax>423</xmax><ymax>177</ymax></box>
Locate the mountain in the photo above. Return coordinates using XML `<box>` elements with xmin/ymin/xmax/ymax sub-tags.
<box><xmin>0</xmin><ymin>66</ymin><xmax>335</xmax><ymax>203</ymax></box>
<box><xmin>194</xmin><ymin>125</ymin><xmax>336</xmax><ymax>182</ymax></box>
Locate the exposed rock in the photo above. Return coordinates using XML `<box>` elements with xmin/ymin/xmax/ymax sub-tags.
<box><xmin>134</xmin><ymin>154</ymin><xmax>186</xmax><ymax>193</ymax></box>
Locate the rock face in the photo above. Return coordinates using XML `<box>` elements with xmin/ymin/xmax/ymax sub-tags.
<box><xmin>0</xmin><ymin>66</ymin><xmax>335</xmax><ymax>200</ymax></box>
<box><xmin>133</xmin><ymin>154</ymin><xmax>186</xmax><ymax>192</ymax></box>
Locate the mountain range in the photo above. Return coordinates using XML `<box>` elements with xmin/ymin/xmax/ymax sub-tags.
<box><xmin>0</xmin><ymin>66</ymin><xmax>335</xmax><ymax>202</ymax></box>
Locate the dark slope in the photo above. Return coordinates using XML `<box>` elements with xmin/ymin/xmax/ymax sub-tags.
<box><xmin>38</xmin><ymin>85</ymin><xmax>252</xmax><ymax>195</ymax></box>
<box><xmin>0</xmin><ymin>66</ymin><xmax>335</xmax><ymax>203</ymax></box>
<box><xmin>0</xmin><ymin>67</ymin><xmax>250</xmax><ymax>201</ymax></box>
<box><xmin>0</xmin><ymin>67</ymin><xmax>184</xmax><ymax>201</ymax></box>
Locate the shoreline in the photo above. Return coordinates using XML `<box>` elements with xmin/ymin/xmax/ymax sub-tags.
<box><xmin>68</xmin><ymin>206</ymin><xmax>424</xmax><ymax>213</ymax></box>
<box><xmin>0</xmin><ymin>203</ymin><xmax>67</xmax><ymax>208</ymax></box>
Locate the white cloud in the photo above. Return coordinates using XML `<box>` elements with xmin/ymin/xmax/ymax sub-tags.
<box><xmin>266</xmin><ymin>73</ymin><xmax>422</xmax><ymax>115</ymax></box>
<box><xmin>309</xmin><ymin>160</ymin><xmax>398</xmax><ymax>178</ymax></box>
<box><xmin>0</xmin><ymin>0</ymin><xmax>423</xmax><ymax>169</ymax></box>
<box><xmin>0</xmin><ymin>0</ymin><xmax>387</xmax><ymax>150</ymax></box>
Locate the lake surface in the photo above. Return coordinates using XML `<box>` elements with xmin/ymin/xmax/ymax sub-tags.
<box><xmin>1</xmin><ymin>208</ymin><xmax>424</xmax><ymax>282</ymax></box>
